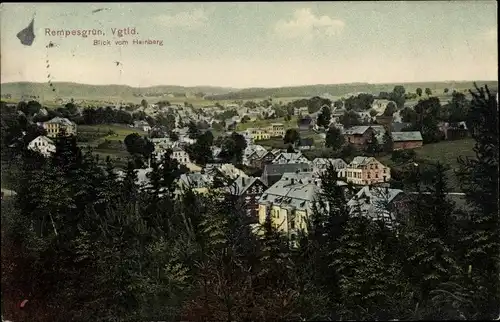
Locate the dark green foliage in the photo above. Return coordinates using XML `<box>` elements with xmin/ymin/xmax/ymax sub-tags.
<box><xmin>391</xmin><ymin>149</ymin><xmax>416</xmax><ymax>164</ymax></box>
<box><xmin>187</xmin><ymin>121</ymin><xmax>201</xmax><ymax>139</ymax></box>
<box><xmin>283</xmin><ymin>128</ymin><xmax>300</xmax><ymax>145</ymax></box>
<box><xmin>339</xmin><ymin>110</ymin><xmax>362</xmax><ymax>128</ymax></box>
<box><xmin>325</xmin><ymin>126</ymin><xmax>344</xmax><ymax>150</ymax></box>
<box><xmin>344</xmin><ymin>93</ymin><xmax>374</xmax><ymax>111</ymax></box>
<box><xmin>454</xmin><ymin>84</ymin><xmax>499</xmax><ymax>319</ymax></box>
<box><xmin>218</xmin><ymin>132</ymin><xmax>247</xmax><ymax>165</ymax></box>
<box><xmin>185</xmin><ymin>131</ymin><xmax>214</xmax><ymax>165</ymax></box>
<box><xmin>316</xmin><ymin>105</ymin><xmax>332</xmax><ymax>128</ymax></box>
<box><xmin>364</xmin><ymin>131</ymin><xmax>381</xmax><ymax>156</ymax></box>
<box><xmin>382</xmin><ymin>131</ymin><xmax>393</xmax><ymax>153</ymax></box>
<box><xmin>390</xmin><ymin>85</ymin><xmax>406</xmax><ymax>109</ymax></box>
<box><xmin>1</xmin><ymin>83</ymin><xmax>498</xmax><ymax>321</ymax></box>
<box><xmin>123</xmin><ymin>133</ymin><xmax>154</xmax><ymax>160</ymax></box>
<box><xmin>383</xmin><ymin>101</ymin><xmax>397</xmax><ymax>116</ymax></box>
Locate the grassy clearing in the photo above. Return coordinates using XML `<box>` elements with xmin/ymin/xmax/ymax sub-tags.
<box><xmin>76</xmin><ymin>124</ymin><xmax>145</xmax><ymax>166</ymax></box>
<box><xmin>78</xmin><ymin>124</ymin><xmax>147</xmax><ymax>141</ymax></box>
<box><xmin>236</xmin><ymin>117</ymin><xmax>299</xmax><ymax>131</ymax></box>
<box><xmin>379</xmin><ymin>138</ymin><xmax>475</xmax><ymax>191</ymax></box>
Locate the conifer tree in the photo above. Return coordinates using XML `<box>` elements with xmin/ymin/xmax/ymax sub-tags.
<box><xmin>453</xmin><ymin>84</ymin><xmax>499</xmax><ymax>319</ymax></box>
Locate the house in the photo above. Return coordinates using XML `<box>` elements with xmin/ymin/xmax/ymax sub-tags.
<box><xmin>297</xmin><ymin>116</ymin><xmax>313</xmax><ymax>131</ymax></box>
<box><xmin>150</xmin><ymin>137</ymin><xmax>175</xmax><ymax>153</ymax></box>
<box><xmin>162</xmin><ymin>147</ymin><xmax>190</xmax><ymax>164</ymax></box>
<box><xmin>294</xmin><ymin>106</ymin><xmax>309</xmax><ymax>116</ymax></box>
<box><xmin>312</xmin><ymin>158</ymin><xmax>347</xmax><ymax>177</ymax></box>
<box><xmin>272</xmin><ymin>152</ymin><xmax>310</xmax><ymax>165</ymax></box>
<box><xmin>347</xmin><ymin>186</ymin><xmax>404</xmax><ymax>229</ymax></box>
<box><xmin>257</xmin><ymin>172</ymin><xmax>322</xmax><ymax>242</ymax></box>
<box><xmin>177</xmin><ymin>173</ymin><xmax>214</xmax><ymax>195</ymax></box>
<box><xmin>243</xmin><ymin>144</ymin><xmax>267</xmax><ymax>165</ymax></box>
<box><xmin>331</xmin><ymin>107</ymin><xmax>346</xmax><ymax>124</ymax></box>
<box><xmin>391</xmin><ymin>131</ymin><xmax>423</xmax><ymax>150</ymax></box>
<box><xmin>298</xmin><ymin>138</ymin><xmax>314</xmax><ymax>150</ymax></box>
<box><xmin>266</xmin><ymin>123</ymin><xmax>285</xmax><ymax>138</ymax></box>
<box><xmin>43</xmin><ymin>117</ymin><xmax>77</xmax><ymax>137</ymax></box>
<box><xmin>343</xmin><ymin>125</ymin><xmax>386</xmax><ymax>147</ymax></box>
<box><xmin>438</xmin><ymin>121</ymin><xmax>469</xmax><ymax>140</ymax></box>
<box><xmin>225</xmin><ymin>176</ymin><xmax>268</xmax><ymax>223</ymax></box>
<box><xmin>248</xmin><ymin>150</ymin><xmax>270</xmax><ymax>168</ymax></box>
<box><xmin>261</xmin><ymin>163</ymin><xmax>312</xmax><ymax>187</ymax></box>
<box><xmin>345</xmin><ymin>156</ymin><xmax>391</xmax><ymax>186</ymax></box>
<box><xmin>28</xmin><ymin>136</ymin><xmax>56</xmax><ymax>157</ymax></box>
<box><xmin>205</xmin><ymin>163</ymin><xmax>248</xmax><ymax>180</ymax></box>
<box><xmin>246</xmin><ymin>128</ymin><xmax>271</xmax><ymax>142</ymax></box>
<box><xmin>251</xmin><ymin>149</ymin><xmax>282</xmax><ymax>169</ymax></box>
<box><xmin>133</xmin><ymin>120</ymin><xmax>151</xmax><ymax>132</ymax></box>
<box><xmin>357</xmin><ymin>111</ymin><xmax>372</xmax><ymax>123</ymax></box>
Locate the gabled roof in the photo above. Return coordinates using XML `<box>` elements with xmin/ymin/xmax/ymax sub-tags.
<box><xmin>179</xmin><ymin>173</ymin><xmax>214</xmax><ymax>188</ymax></box>
<box><xmin>45</xmin><ymin>117</ymin><xmax>73</xmax><ymax>126</ymax></box>
<box><xmin>349</xmin><ymin>156</ymin><xmax>384</xmax><ymax>167</ymax></box>
<box><xmin>30</xmin><ymin>135</ymin><xmax>54</xmax><ymax>145</ymax></box>
<box><xmin>259</xmin><ymin>171</ymin><xmax>346</xmax><ymax>212</ymax></box>
<box><xmin>272</xmin><ymin>152</ymin><xmax>309</xmax><ymax>164</ymax></box>
<box><xmin>344</xmin><ymin>125</ymin><xmax>385</xmax><ymax>135</ymax></box>
<box><xmin>347</xmin><ymin>186</ymin><xmax>404</xmax><ymax>219</ymax></box>
<box><xmin>262</xmin><ymin>163</ymin><xmax>312</xmax><ymax>177</ymax></box>
<box><xmin>225</xmin><ymin>176</ymin><xmax>266</xmax><ymax>195</ymax></box>
<box><xmin>313</xmin><ymin>158</ymin><xmax>347</xmax><ymax>168</ymax></box>
<box><xmin>391</xmin><ymin>131</ymin><xmax>423</xmax><ymax>142</ymax></box>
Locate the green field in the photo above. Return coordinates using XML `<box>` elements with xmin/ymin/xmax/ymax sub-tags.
<box><xmin>76</xmin><ymin>124</ymin><xmax>147</xmax><ymax>168</ymax></box>
<box><xmin>379</xmin><ymin>138</ymin><xmax>476</xmax><ymax>191</ymax></box>
<box><xmin>235</xmin><ymin>116</ymin><xmax>299</xmax><ymax>131</ymax></box>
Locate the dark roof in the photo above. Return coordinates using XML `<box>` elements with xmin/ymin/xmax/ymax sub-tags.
<box><xmin>262</xmin><ymin>163</ymin><xmax>311</xmax><ymax>177</ymax></box>
<box><xmin>391</xmin><ymin>131</ymin><xmax>423</xmax><ymax>142</ymax></box>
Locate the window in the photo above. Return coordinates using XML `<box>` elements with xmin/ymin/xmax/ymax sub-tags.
<box><xmin>290</xmin><ymin>219</ymin><xmax>295</xmax><ymax>229</ymax></box>
<box><xmin>375</xmin><ymin>173</ymin><xmax>379</xmax><ymax>178</ymax></box>
<box><xmin>367</xmin><ymin>173</ymin><xmax>371</xmax><ymax>179</ymax></box>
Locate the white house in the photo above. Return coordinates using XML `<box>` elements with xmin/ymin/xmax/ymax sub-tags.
<box><xmin>28</xmin><ymin>136</ymin><xmax>56</xmax><ymax>157</ymax></box>
<box><xmin>272</xmin><ymin>152</ymin><xmax>311</xmax><ymax>165</ymax></box>
<box><xmin>312</xmin><ymin>158</ymin><xmax>348</xmax><ymax>177</ymax></box>
<box><xmin>170</xmin><ymin>147</ymin><xmax>190</xmax><ymax>165</ymax></box>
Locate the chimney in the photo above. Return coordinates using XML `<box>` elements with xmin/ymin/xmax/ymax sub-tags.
<box><xmin>242</xmin><ymin>177</ymin><xmax>246</xmax><ymax>186</ymax></box>
<box><xmin>291</xmin><ymin>178</ymin><xmax>295</xmax><ymax>185</ymax></box>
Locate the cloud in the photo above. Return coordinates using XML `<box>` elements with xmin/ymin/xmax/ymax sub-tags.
<box><xmin>155</xmin><ymin>8</ymin><xmax>211</xmax><ymax>29</ymax></box>
<box><xmin>274</xmin><ymin>8</ymin><xmax>345</xmax><ymax>40</ymax></box>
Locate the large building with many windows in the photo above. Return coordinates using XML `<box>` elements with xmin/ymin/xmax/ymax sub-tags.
<box><xmin>344</xmin><ymin>156</ymin><xmax>391</xmax><ymax>185</ymax></box>
<box><xmin>43</xmin><ymin>117</ymin><xmax>77</xmax><ymax>137</ymax></box>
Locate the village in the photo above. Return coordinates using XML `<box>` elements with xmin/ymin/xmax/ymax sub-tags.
<box><xmin>19</xmin><ymin>91</ymin><xmax>473</xmax><ymax>244</ymax></box>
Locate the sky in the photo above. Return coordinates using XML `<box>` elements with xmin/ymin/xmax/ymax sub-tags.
<box><xmin>0</xmin><ymin>2</ymin><xmax>497</xmax><ymax>88</ymax></box>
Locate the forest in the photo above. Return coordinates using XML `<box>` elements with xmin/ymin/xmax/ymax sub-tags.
<box><xmin>1</xmin><ymin>85</ymin><xmax>498</xmax><ymax>321</ymax></box>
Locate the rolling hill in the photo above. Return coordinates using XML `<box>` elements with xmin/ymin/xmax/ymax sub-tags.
<box><xmin>1</xmin><ymin>80</ymin><xmax>497</xmax><ymax>104</ymax></box>
<box><xmin>0</xmin><ymin>82</ymin><xmax>236</xmax><ymax>102</ymax></box>
<box><xmin>205</xmin><ymin>81</ymin><xmax>498</xmax><ymax>100</ymax></box>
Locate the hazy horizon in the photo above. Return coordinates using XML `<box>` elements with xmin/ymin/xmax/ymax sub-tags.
<box><xmin>1</xmin><ymin>2</ymin><xmax>497</xmax><ymax>88</ymax></box>
<box><xmin>1</xmin><ymin>79</ymin><xmax>498</xmax><ymax>91</ymax></box>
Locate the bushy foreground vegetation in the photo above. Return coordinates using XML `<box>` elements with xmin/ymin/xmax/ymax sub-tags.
<box><xmin>1</xmin><ymin>85</ymin><xmax>498</xmax><ymax>321</ymax></box>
